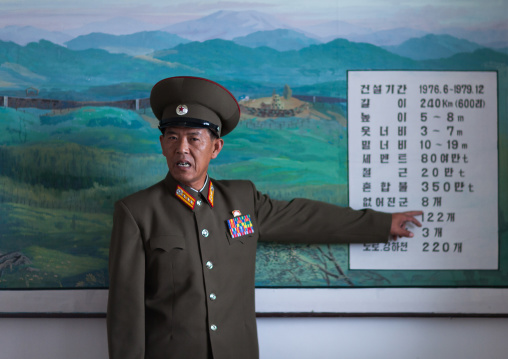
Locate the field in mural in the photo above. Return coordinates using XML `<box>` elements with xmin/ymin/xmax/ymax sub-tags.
<box><xmin>0</xmin><ymin>2</ymin><xmax>507</xmax><ymax>288</ymax></box>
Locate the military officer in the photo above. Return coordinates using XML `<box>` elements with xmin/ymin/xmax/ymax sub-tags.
<box><xmin>107</xmin><ymin>76</ymin><xmax>422</xmax><ymax>359</ymax></box>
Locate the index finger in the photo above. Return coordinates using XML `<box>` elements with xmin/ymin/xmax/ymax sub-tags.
<box><xmin>401</xmin><ymin>211</ymin><xmax>423</xmax><ymax>216</ymax></box>
<box><xmin>407</xmin><ymin>216</ymin><xmax>422</xmax><ymax>228</ymax></box>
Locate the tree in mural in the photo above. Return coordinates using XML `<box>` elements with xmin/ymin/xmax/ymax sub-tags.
<box><xmin>256</xmin><ymin>243</ymin><xmax>354</xmax><ymax>286</ymax></box>
<box><xmin>293</xmin><ymin>244</ymin><xmax>354</xmax><ymax>286</ymax></box>
<box><xmin>283</xmin><ymin>84</ymin><xmax>292</xmax><ymax>100</ymax></box>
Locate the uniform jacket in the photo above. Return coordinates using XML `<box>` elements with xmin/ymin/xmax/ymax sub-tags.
<box><xmin>107</xmin><ymin>173</ymin><xmax>391</xmax><ymax>359</ymax></box>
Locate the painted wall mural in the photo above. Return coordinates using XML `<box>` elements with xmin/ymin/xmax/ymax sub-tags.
<box><xmin>0</xmin><ymin>0</ymin><xmax>507</xmax><ymax>289</ymax></box>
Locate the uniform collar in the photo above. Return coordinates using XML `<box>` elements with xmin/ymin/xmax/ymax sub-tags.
<box><xmin>164</xmin><ymin>172</ymin><xmax>215</xmax><ymax>210</ymax></box>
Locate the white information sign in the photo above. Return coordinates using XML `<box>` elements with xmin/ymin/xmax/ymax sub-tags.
<box><xmin>348</xmin><ymin>71</ymin><xmax>498</xmax><ymax>270</ymax></box>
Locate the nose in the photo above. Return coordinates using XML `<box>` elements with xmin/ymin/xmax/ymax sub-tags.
<box><xmin>175</xmin><ymin>137</ymin><xmax>189</xmax><ymax>154</ymax></box>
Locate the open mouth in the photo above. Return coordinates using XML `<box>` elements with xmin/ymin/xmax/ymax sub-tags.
<box><xmin>177</xmin><ymin>161</ymin><xmax>191</xmax><ymax>168</ymax></box>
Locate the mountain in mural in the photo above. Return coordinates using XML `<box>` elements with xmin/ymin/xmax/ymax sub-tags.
<box><xmin>0</xmin><ymin>37</ymin><xmax>418</xmax><ymax>96</ymax></box>
<box><xmin>0</xmin><ymin>40</ymin><xmax>192</xmax><ymax>97</ymax></box>
<box><xmin>65</xmin><ymin>28</ymin><xmax>321</xmax><ymax>54</ymax></box>
<box><xmin>150</xmin><ymin>38</ymin><xmax>419</xmax><ymax>87</ymax></box>
<box><xmin>0</xmin><ymin>36</ymin><xmax>507</xmax><ymax>101</ymax></box>
<box><xmin>160</xmin><ymin>10</ymin><xmax>295</xmax><ymax>41</ymax></box>
<box><xmin>65</xmin><ymin>31</ymin><xmax>190</xmax><ymax>55</ymax></box>
<box><xmin>301</xmin><ymin>20</ymin><xmax>372</xmax><ymax>42</ymax></box>
<box><xmin>232</xmin><ymin>29</ymin><xmax>320</xmax><ymax>51</ymax></box>
<box><xmin>421</xmin><ymin>47</ymin><xmax>508</xmax><ymax>69</ymax></box>
<box><xmin>63</xmin><ymin>16</ymin><xmax>162</xmax><ymax>37</ymax></box>
<box><xmin>0</xmin><ymin>25</ymin><xmax>72</xmax><ymax>46</ymax></box>
<box><xmin>384</xmin><ymin>34</ymin><xmax>485</xmax><ymax>60</ymax></box>
<box><xmin>346</xmin><ymin>27</ymin><xmax>429</xmax><ymax>46</ymax></box>
<box><xmin>1</xmin><ymin>9</ymin><xmax>507</xmax><ymax>50</ymax></box>
<box><xmin>437</xmin><ymin>25</ymin><xmax>508</xmax><ymax>49</ymax></box>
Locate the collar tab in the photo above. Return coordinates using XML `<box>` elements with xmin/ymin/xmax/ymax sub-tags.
<box><xmin>175</xmin><ymin>185</ymin><xmax>196</xmax><ymax>210</ymax></box>
<box><xmin>208</xmin><ymin>180</ymin><xmax>215</xmax><ymax>208</ymax></box>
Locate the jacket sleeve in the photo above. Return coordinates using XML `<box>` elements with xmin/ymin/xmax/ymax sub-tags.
<box><xmin>250</xmin><ymin>182</ymin><xmax>392</xmax><ymax>244</ymax></box>
<box><xmin>107</xmin><ymin>200</ymin><xmax>146</xmax><ymax>359</ymax></box>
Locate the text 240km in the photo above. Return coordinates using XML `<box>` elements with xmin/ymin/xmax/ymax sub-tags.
<box><xmin>420</xmin><ymin>98</ymin><xmax>485</xmax><ymax>108</ymax></box>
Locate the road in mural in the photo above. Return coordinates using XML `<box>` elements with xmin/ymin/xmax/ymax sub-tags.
<box><xmin>0</xmin><ymin>0</ymin><xmax>507</xmax><ymax>288</ymax></box>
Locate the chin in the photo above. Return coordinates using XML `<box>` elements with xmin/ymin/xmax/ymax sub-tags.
<box><xmin>171</xmin><ymin>172</ymin><xmax>194</xmax><ymax>187</ymax></box>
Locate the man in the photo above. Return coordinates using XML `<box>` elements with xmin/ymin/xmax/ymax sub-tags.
<box><xmin>107</xmin><ymin>76</ymin><xmax>422</xmax><ymax>359</ymax></box>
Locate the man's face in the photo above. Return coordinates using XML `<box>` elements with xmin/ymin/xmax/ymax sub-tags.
<box><xmin>160</xmin><ymin>127</ymin><xmax>224</xmax><ymax>189</ymax></box>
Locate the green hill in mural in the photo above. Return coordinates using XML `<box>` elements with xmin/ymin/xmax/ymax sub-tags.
<box><xmin>422</xmin><ymin>48</ymin><xmax>508</xmax><ymax>69</ymax></box>
<box><xmin>232</xmin><ymin>29</ymin><xmax>320</xmax><ymax>51</ymax></box>
<box><xmin>1</xmin><ymin>36</ymin><xmax>506</xmax><ymax>101</ymax></box>
<box><xmin>0</xmin><ymin>40</ymin><xmax>199</xmax><ymax>95</ymax></box>
<box><xmin>152</xmin><ymin>38</ymin><xmax>419</xmax><ymax>84</ymax></box>
<box><xmin>384</xmin><ymin>34</ymin><xmax>485</xmax><ymax>60</ymax></box>
<box><xmin>0</xmin><ymin>102</ymin><xmax>349</xmax><ymax>288</ymax></box>
<box><xmin>0</xmin><ymin>106</ymin><xmax>160</xmax><ymax>152</ymax></box>
<box><xmin>65</xmin><ymin>31</ymin><xmax>191</xmax><ymax>55</ymax></box>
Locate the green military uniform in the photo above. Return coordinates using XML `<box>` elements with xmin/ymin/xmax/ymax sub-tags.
<box><xmin>107</xmin><ymin>77</ymin><xmax>392</xmax><ymax>359</ymax></box>
<box><xmin>107</xmin><ymin>173</ymin><xmax>391</xmax><ymax>359</ymax></box>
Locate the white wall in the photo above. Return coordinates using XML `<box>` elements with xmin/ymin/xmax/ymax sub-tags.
<box><xmin>1</xmin><ymin>317</ymin><xmax>508</xmax><ymax>359</ymax></box>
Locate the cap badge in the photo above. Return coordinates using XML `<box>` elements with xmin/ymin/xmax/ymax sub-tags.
<box><xmin>176</xmin><ymin>104</ymin><xmax>188</xmax><ymax>116</ymax></box>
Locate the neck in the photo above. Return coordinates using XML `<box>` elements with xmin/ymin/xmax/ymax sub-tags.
<box><xmin>187</xmin><ymin>175</ymin><xmax>209</xmax><ymax>193</ymax></box>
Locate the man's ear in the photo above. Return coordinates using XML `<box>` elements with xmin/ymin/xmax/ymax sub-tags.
<box><xmin>159</xmin><ymin>134</ymin><xmax>166</xmax><ymax>156</ymax></box>
<box><xmin>211</xmin><ymin>138</ymin><xmax>224</xmax><ymax>159</ymax></box>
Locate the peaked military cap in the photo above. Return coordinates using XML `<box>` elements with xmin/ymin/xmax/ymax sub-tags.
<box><xmin>150</xmin><ymin>76</ymin><xmax>241</xmax><ymax>137</ymax></box>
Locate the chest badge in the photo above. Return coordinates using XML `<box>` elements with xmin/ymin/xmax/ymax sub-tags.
<box><xmin>227</xmin><ymin>214</ymin><xmax>254</xmax><ymax>238</ymax></box>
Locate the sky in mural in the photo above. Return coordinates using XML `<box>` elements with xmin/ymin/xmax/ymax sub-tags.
<box><xmin>1</xmin><ymin>0</ymin><xmax>506</xmax><ymax>33</ymax></box>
